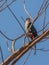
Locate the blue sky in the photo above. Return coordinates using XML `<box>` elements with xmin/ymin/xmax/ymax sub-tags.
<box><xmin>0</xmin><ymin>0</ymin><xmax>49</xmax><ymax>65</ymax></box>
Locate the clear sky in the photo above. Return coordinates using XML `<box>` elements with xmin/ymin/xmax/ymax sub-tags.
<box><xmin>0</xmin><ymin>0</ymin><xmax>49</xmax><ymax>65</ymax></box>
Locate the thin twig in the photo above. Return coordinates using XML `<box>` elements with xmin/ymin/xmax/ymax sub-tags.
<box><xmin>43</xmin><ymin>2</ymin><xmax>47</xmax><ymax>33</ymax></box>
<box><xmin>32</xmin><ymin>48</ymin><xmax>49</xmax><ymax>52</ymax></box>
<box><xmin>0</xmin><ymin>30</ymin><xmax>25</xmax><ymax>41</ymax></box>
<box><xmin>0</xmin><ymin>46</ymin><xmax>4</xmax><ymax>63</ymax></box>
<box><xmin>6</xmin><ymin>39</ymin><xmax>12</xmax><ymax>52</ymax></box>
<box><xmin>38</xmin><ymin>0</ymin><xmax>49</xmax><ymax>18</ymax></box>
<box><xmin>0</xmin><ymin>0</ymin><xmax>7</xmax><ymax>8</ymax></box>
<box><xmin>21</xmin><ymin>16</ymin><xmax>25</xmax><ymax>23</ymax></box>
<box><xmin>22</xmin><ymin>46</ymin><xmax>49</xmax><ymax>65</ymax></box>
<box><xmin>0</xmin><ymin>0</ymin><xmax>16</xmax><ymax>12</ymax></box>
<box><xmin>12</xmin><ymin>40</ymin><xmax>16</xmax><ymax>53</ymax></box>
<box><xmin>38</xmin><ymin>0</ymin><xmax>48</xmax><ymax>15</ymax></box>
<box><xmin>23</xmin><ymin>36</ymin><xmax>26</xmax><ymax>46</ymax></box>
<box><xmin>37</xmin><ymin>22</ymin><xmax>49</xmax><ymax>33</ymax></box>
<box><xmin>23</xmin><ymin>0</ymin><xmax>34</xmax><ymax>21</ymax></box>
<box><xmin>22</xmin><ymin>49</ymin><xmax>32</xmax><ymax>65</ymax></box>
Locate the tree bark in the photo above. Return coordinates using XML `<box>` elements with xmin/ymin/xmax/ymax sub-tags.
<box><xmin>2</xmin><ymin>29</ymin><xmax>49</xmax><ymax>65</ymax></box>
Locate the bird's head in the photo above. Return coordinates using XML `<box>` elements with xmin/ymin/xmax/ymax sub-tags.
<box><xmin>26</xmin><ymin>18</ymin><xmax>30</xmax><ymax>23</ymax></box>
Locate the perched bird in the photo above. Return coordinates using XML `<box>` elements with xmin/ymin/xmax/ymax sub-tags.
<box><xmin>25</xmin><ymin>18</ymin><xmax>38</xmax><ymax>54</ymax></box>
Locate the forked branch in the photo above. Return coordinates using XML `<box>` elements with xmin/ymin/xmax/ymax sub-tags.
<box><xmin>2</xmin><ymin>29</ymin><xmax>49</xmax><ymax>65</ymax></box>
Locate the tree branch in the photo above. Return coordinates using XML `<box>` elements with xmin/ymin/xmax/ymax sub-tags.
<box><xmin>0</xmin><ymin>0</ymin><xmax>16</xmax><ymax>12</ymax></box>
<box><xmin>2</xmin><ymin>29</ymin><xmax>49</xmax><ymax>65</ymax></box>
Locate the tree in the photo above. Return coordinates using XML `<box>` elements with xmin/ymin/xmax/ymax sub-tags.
<box><xmin>0</xmin><ymin>0</ymin><xmax>49</xmax><ymax>65</ymax></box>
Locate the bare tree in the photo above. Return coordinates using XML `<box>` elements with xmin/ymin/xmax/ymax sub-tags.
<box><xmin>0</xmin><ymin>0</ymin><xmax>49</xmax><ymax>65</ymax></box>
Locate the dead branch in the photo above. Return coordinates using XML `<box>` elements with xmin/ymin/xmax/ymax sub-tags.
<box><xmin>0</xmin><ymin>30</ymin><xmax>25</xmax><ymax>41</ymax></box>
<box><xmin>37</xmin><ymin>22</ymin><xmax>49</xmax><ymax>33</ymax></box>
<box><xmin>2</xmin><ymin>29</ymin><xmax>49</xmax><ymax>65</ymax></box>
<box><xmin>23</xmin><ymin>0</ymin><xmax>34</xmax><ymax>21</ymax></box>
<box><xmin>12</xmin><ymin>40</ymin><xmax>16</xmax><ymax>53</ymax></box>
<box><xmin>0</xmin><ymin>0</ymin><xmax>7</xmax><ymax>8</ymax></box>
<box><xmin>0</xmin><ymin>0</ymin><xmax>16</xmax><ymax>12</ymax></box>
<box><xmin>0</xmin><ymin>46</ymin><xmax>4</xmax><ymax>63</ymax></box>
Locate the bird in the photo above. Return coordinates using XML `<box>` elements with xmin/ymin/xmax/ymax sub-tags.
<box><xmin>25</xmin><ymin>18</ymin><xmax>38</xmax><ymax>54</ymax></box>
